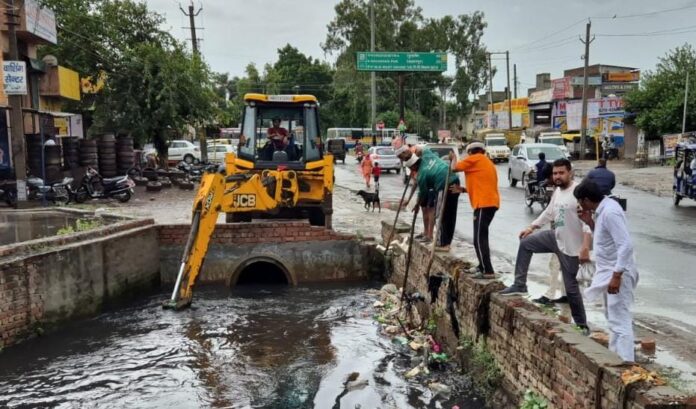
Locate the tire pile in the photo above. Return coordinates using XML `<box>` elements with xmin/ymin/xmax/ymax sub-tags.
<box><xmin>116</xmin><ymin>136</ymin><xmax>135</xmax><ymax>175</ymax></box>
<box><xmin>134</xmin><ymin>166</ymin><xmax>194</xmax><ymax>192</ymax></box>
<box><xmin>98</xmin><ymin>134</ymin><xmax>118</xmax><ymax>178</ymax></box>
<box><xmin>79</xmin><ymin>139</ymin><xmax>98</xmax><ymax>169</ymax></box>
<box><xmin>62</xmin><ymin>137</ymin><xmax>80</xmax><ymax>169</ymax></box>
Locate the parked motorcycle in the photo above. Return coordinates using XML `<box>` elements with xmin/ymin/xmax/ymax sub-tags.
<box><xmin>177</xmin><ymin>161</ymin><xmax>203</xmax><ymax>182</ymax></box>
<box><xmin>27</xmin><ymin>176</ymin><xmax>74</xmax><ymax>204</ymax></box>
<box><xmin>73</xmin><ymin>167</ymin><xmax>135</xmax><ymax>203</ymax></box>
<box><xmin>0</xmin><ymin>180</ymin><xmax>17</xmax><ymax>207</ymax></box>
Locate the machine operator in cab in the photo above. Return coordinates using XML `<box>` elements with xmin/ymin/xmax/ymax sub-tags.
<box><xmin>268</xmin><ymin>116</ymin><xmax>289</xmax><ymax>150</ymax></box>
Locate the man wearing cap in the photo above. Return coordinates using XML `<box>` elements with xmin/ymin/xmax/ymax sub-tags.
<box><xmin>397</xmin><ymin>145</ymin><xmax>435</xmax><ymax>242</ymax></box>
<box><xmin>402</xmin><ymin>147</ymin><xmax>461</xmax><ymax>250</ymax></box>
<box><xmin>449</xmin><ymin>141</ymin><xmax>500</xmax><ymax>278</ymax></box>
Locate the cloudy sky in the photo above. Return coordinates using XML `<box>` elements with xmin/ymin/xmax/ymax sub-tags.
<box><xmin>147</xmin><ymin>0</ymin><xmax>696</xmax><ymax>95</ymax></box>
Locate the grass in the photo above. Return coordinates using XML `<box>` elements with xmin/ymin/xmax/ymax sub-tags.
<box><xmin>520</xmin><ymin>389</ymin><xmax>548</xmax><ymax>409</ymax></box>
<box><xmin>459</xmin><ymin>335</ymin><xmax>502</xmax><ymax>400</ymax></box>
<box><xmin>57</xmin><ymin>218</ymin><xmax>103</xmax><ymax>235</ymax></box>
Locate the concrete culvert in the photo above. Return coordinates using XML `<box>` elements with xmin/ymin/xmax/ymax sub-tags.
<box><xmin>234</xmin><ymin>260</ymin><xmax>290</xmax><ymax>286</ymax></box>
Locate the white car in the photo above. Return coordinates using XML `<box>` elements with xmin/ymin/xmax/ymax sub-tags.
<box><xmin>368</xmin><ymin>146</ymin><xmax>401</xmax><ymax>173</ymax></box>
<box><xmin>207</xmin><ymin>144</ymin><xmax>236</xmax><ymax>163</ymax></box>
<box><xmin>168</xmin><ymin>140</ymin><xmax>201</xmax><ymax>164</ymax></box>
<box><xmin>484</xmin><ymin>135</ymin><xmax>511</xmax><ymax>162</ymax></box>
<box><xmin>507</xmin><ymin>143</ymin><xmax>566</xmax><ymax>187</ymax></box>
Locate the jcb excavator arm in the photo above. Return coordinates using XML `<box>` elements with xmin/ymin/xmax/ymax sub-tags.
<box><xmin>163</xmin><ymin>167</ymin><xmax>300</xmax><ymax>309</ymax></box>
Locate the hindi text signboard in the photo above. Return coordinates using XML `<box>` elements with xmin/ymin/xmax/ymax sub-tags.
<box><xmin>357</xmin><ymin>52</ymin><xmax>447</xmax><ymax>72</ymax></box>
<box><xmin>3</xmin><ymin>61</ymin><xmax>27</xmax><ymax>95</ymax></box>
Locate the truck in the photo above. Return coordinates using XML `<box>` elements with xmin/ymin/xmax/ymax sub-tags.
<box><xmin>484</xmin><ymin>134</ymin><xmax>511</xmax><ymax>162</ymax></box>
<box><xmin>538</xmin><ymin>131</ymin><xmax>571</xmax><ymax>159</ymax></box>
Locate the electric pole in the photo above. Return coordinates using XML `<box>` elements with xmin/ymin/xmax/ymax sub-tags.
<box><xmin>370</xmin><ymin>0</ymin><xmax>376</xmax><ymax>146</ymax></box>
<box><xmin>579</xmin><ymin>19</ymin><xmax>594</xmax><ymax>159</ymax></box>
<box><xmin>488</xmin><ymin>53</ymin><xmax>494</xmax><ymax>127</ymax></box>
<box><xmin>513</xmin><ymin>63</ymin><xmax>518</xmax><ymax>99</ymax></box>
<box><xmin>506</xmin><ymin>51</ymin><xmax>512</xmax><ymax>131</ymax></box>
<box><xmin>682</xmin><ymin>71</ymin><xmax>689</xmax><ymax>137</ymax></box>
<box><xmin>180</xmin><ymin>2</ymin><xmax>207</xmax><ymax>162</ymax></box>
<box><xmin>6</xmin><ymin>0</ymin><xmax>27</xmax><ymax>204</ymax></box>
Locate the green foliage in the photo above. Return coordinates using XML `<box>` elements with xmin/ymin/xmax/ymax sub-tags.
<box><xmin>322</xmin><ymin>0</ymin><xmax>490</xmax><ymax>132</ymax></box>
<box><xmin>57</xmin><ymin>218</ymin><xmax>102</xmax><ymax>235</ymax></box>
<box><xmin>520</xmin><ymin>390</ymin><xmax>548</xmax><ymax>409</ymax></box>
<box><xmin>459</xmin><ymin>335</ymin><xmax>502</xmax><ymax>400</ymax></box>
<box><xmin>625</xmin><ymin>44</ymin><xmax>696</xmax><ymax>138</ymax></box>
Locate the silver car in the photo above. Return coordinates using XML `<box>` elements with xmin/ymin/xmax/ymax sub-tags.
<box><xmin>507</xmin><ymin>143</ymin><xmax>566</xmax><ymax>187</ymax></box>
<box><xmin>368</xmin><ymin>146</ymin><xmax>401</xmax><ymax>173</ymax></box>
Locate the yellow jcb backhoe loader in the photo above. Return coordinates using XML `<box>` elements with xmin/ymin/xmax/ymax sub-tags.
<box><xmin>164</xmin><ymin>94</ymin><xmax>334</xmax><ymax>309</ymax></box>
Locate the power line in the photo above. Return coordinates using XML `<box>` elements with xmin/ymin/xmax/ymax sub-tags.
<box><xmin>596</xmin><ymin>23</ymin><xmax>696</xmax><ymax>37</ymax></box>
<box><xmin>592</xmin><ymin>3</ymin><xmax>696</xmax><ymax>19</ymax></box>
<box><xmin>509</xmin><ymin>17</ymin><xmax>586</xmax><ymax>52</ymax></box>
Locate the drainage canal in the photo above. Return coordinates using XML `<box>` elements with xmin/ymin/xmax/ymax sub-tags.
<box><xmin>0</xmin><ymin>282</ymin><xmax>485</xmax><ymax>408</ymax></box>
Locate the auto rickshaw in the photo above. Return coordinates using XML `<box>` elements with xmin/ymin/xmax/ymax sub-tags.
<box><xmin>327</xmin><ymin>138</ymin><xmax>346</xmax><ymax>164</ymax></box>
<box><xmin>673</xmin><ymin>140</ymin><xmax>696</xmax><ymax>206</ymax></box>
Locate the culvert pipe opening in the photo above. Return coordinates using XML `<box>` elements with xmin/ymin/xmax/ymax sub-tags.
<box><xmin>235</xmin><ymin>261</ymin><xmax>290</xmax><ymax>286</ymax></box>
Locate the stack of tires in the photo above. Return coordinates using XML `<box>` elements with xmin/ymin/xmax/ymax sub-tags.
<box><xmin>116</xmin><ymin>136</ymin><xmax>135</xmax><ymax>175</ymax></box>
<box><xmin>79</xmin><ymin>139</ymin><xmax>99</xmax><ymax>169</ymax></box>
<box><xmin>98</xmin><ymin>134</ymin><xmax>117</xmax><ymax>177</ymax></box>
<box><xmin>62</xmin><ymin>137</ymin><xmax>80</xmax><ymax>169</ymax></box>
<box><xmin>25</xmin><ymin>135</ymin><xmax>44</xmax><ymax>177</ymax></box>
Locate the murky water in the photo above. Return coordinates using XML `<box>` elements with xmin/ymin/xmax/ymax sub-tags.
<box><xmin>0</xmin><ymin>212</ymin><xmax>106</xmax><ymax>245</ymax></box>
<box><xmin>0</xmin><ymin>284</ymin><xmax>484</xmax><ymax>409</ymax></box>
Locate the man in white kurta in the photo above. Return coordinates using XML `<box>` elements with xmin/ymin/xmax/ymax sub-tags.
<box><xmin>575</xmin><ymin>180</ymin><xmax>639</xmax><ymax>362</ymax></box>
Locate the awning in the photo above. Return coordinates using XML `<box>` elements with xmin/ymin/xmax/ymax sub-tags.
<box><xmin>528</xmin><ymin>104</ymin><xmax>551</xmax><ymax>110</ymax></box>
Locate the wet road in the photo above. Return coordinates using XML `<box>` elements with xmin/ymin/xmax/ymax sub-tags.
<box><xmin>0</xmin><ymin>284</ymin><xmax>484</xmax><ymax>409</ymax></box>
<box><xmin>335</xmin><ymin>159</ymin><xmax>696</xmax><ymax>331</ymax></box>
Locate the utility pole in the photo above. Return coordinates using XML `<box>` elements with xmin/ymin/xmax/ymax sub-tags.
<box><xmin>6</xmin><ymin>0</ymin><xmax>27</xmax><ymax>204</ymax></box>
<box><xmin>370</xmin><ymin>0</ymin><xmax>377</xmax><ymax>146</ymax></box>
<box><xmin>506</xmin><ymin>51</ymin><xmax>512</xmax><ymax>131</ymax></box>
<box><xmin>488</xmin><ymin>53</ymin><xmax>494</xmax><ymax>127</ymax></box>
<box><xmin>682</xmin><ymin>71</ymin><xmax>690</xmax><ymax>137</ymax></box>
<box><xmin>180</xmin><ymin>2</ymin><xmax>207</xmax><ymax>162</ymax></box>
<box><xmin>513</xmin><ymin>64</ymin><xmax>518</xmax><ymax>99</ymax></box>
<box><xmin>579</xmin><ymin>19</ymin><xmax>594</xmax><ymax>159</ymax></box>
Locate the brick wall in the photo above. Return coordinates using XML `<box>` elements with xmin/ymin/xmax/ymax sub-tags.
<box><xmin>158</xmin><ymin>221</ymin><xmax>354</xmax><ymax>245</ymax></box>
<box><xmin>0</xmin><ymin>224</ymin><xmax>160</xmax><ymax>349</ymax></box>
<box><xmin>381</xmin><ymin>221</ymin><xmax>694</xmax><ymax>409</ymax></box>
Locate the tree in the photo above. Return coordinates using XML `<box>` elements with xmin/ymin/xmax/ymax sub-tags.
<box><xmin>322</xmin><ymin>0</ymin><xmax>489</xmax><ymax>133</ymax></box>
<box><xmin>625</xmin><ymin>44</ymin><xmax>696</xmax><ymax>138</ymax></box>
<box><xmin>95</xmin><ymin>43</ymin><xmax>216</xmax><ymax>160</ymax></box>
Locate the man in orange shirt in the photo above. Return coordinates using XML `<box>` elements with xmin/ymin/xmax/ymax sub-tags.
<box><xmin>449</xmin><ymin>141</ymin><xmax>500</xmax><ymax>278</ymax></box>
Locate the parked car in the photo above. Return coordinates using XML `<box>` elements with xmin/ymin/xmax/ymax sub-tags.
<box><xmin>507</xmin><ymin>143</ymin><xmax>566</xmax><ymax>187</ymax></box>
<box><xmin>368</xmin><ymin>146</ymin><xmax>401</xmax><ymax>173</ymax></box>
<box><xmin>484</xmin><ymin>134</ymin><xmax>511</xmax><ymax>162</ymax></box>
<box><xmin>206</xmin><ymin>144</ymin><xmax>236</xmax><ymax>163</ymax></box>
<box><xmin>168</xmin><ymin>140</ymin><xmax>201</xmax><ymax>164</ymax></box>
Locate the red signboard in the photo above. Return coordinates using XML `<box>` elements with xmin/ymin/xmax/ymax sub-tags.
<box><xmin>552</xmin><ymin>77</ymin><xmax>572</xmax><ymax>100</ymax></box>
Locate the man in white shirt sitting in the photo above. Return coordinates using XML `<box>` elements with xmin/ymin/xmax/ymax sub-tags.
<box><xmin>575</xmin><ymin>179</ymin><xmax>639</xmax><ymax>363</ymax></box>
<box><xmin>499</xmin><ymin>158</ymin><xmax>591</xmax><ymax>332</ymax></box>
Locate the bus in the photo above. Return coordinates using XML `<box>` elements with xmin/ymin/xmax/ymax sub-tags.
<box><xmin>326</xmin><ymin>127</ymin><xmax>398</xmax><ymax>148</ymax></box>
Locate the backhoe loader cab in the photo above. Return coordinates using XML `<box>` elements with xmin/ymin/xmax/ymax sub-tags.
<box><xmin>164</xmin><ymin>94</ymin><xmax>334</xmax><ymax>309</ymax></box>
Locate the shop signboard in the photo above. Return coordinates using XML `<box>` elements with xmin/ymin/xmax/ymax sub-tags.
<box><xmin>570</xmin><ymin>76</ymin><xmax>602</xmax><ymax>86</ymax></box>
<box><xmin>528</xmin><ymin>88</ymin><xmax>553</xmax><ymax>104</ymax></box>
<box><xmin>662</xmin><ymin>133</ymin><xmax>680</xmax><ymax>158</ymax></box>
<box><xmin>601</xmin><ymin>83</ymin><xmax>638</xmax><ymax>94</ymax></box>
<box><xmin>24</xmin><ymin>0</ymin><xmax>58</xmax><ymax>44</ymax></box>
<box><xmin>606</xmin><ymin>71</ymin><xmax>640</xmax><ymax>82</ymax></box>
<box><xmin>3</xmin><ymin>61</ymin><xmax>27</xmax><ymax>95</ymax></box>
<box><xmin>552</xmin><ymin>77</ymin><xmax>572</xmax><ymax>100</ymax></box>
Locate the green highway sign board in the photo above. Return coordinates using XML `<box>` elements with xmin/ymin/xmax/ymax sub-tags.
<box><xmin>356</xmin><ymin>52</ymin><xmax>447</xmax><ymax>72</ymax></box>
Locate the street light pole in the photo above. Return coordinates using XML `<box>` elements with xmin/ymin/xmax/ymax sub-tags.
<box><xmin>579</xmin><ymin>20</ymin><xmax>594</xmax><ymax>159</ymax></box>
<box><xmin>6</xmin><ymin>0</ymin><xmax>27</xmax><ymax>204</ymax></box>
<box><xmin>370</xmin><ymin>0</ymin><xmax>377</xmax><ymax>146</ymax></box>
<box><xmin>682</xmin><ymin>71</ymin><xmax>689</xmax><ymax>137</ymax></box>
